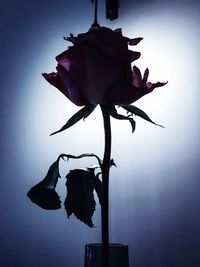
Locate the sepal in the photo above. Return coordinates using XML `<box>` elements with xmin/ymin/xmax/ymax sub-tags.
<box><xmin>50</xmin><ymin>104</ymin><xmax>96</xmax><ymax>136</ymax></box>
<box><xmin>122</xmin><ymin>105</ymin><xmax>164</xmax><ymax>128</ymax></box>
<box><xmin>102</xmin><ymin>105</ymin><xmax>136</xmax><ymax>133</ymax></box>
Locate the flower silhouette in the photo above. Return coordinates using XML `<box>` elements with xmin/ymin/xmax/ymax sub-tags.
<box><xmin>42</xmin><ymin>26</ymin><xmax>167</xmax><ymax>136</ymax></box>
<box><xmin>29</xmin><ymin>3</ymin><xmax>168</xmax><ymax>265</ymax></box>
<box><xmin>29</xmin><ymin>20</ymin><xmax>168</xmax><ymax>267</ymax></box>
<box><xmin>43</xmin><ymin>27</ymin><xmax>144</xmax><ymax>106</ymax></box>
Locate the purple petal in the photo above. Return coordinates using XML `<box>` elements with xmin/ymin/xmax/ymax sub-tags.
<box><xmin>103</xmin><ymin>76</ymin><xmax>153</xmax><ymax>105</ymax></box>
<box><xmin>56</xmin><ymin>64</ymin><xmax>87</xmax><ymax>106</ymax></box>
<box><xmin>42</xmin><ymin>72</ymin><xmax>70</xmax><ymax>98</ymax></box>
<box><xmin>142</xmin><ymin>68</ymin><xmax>149</xmax><ymax>85</ymax></box>
<box><xmin>114</xmin><ymin>28</ymin><xmax>122</xmax><ymax>35</ymax></box>
<box><xmin>64</xmin><ymin>33</ymin><xmax>77</xmax><ymax>44</ymax></box>
<box><xmin>56</xmin><ymin>49</ymin><xmax>71</xmax><ymax>62</ymax></box>
<box><xmin>42</xmin><ymin>67</ymin><xmax>87</xmax><ymax>106</ymax></box>
<box><xmin>102</xmin><ymin>84</ymin><xmax>137</xmax><ymax>105</ymax></box>
<box><xmin>132</xmin><ymin>66</ymin><xmax>142</xmax><ymax>87</ymax></box>
<box><xmin>147</xmin><ymin>81</ymin><xmax>168</xmax><ymax>91</ymax></box>
<box><xmin>59</xmin><ymin>57</ymin><xmax>71</xmax><ymax>71</ymax></box>
<box><xmin>128</xmin><ymin>37</ymin><xmax>143</xmax><ymax>46</ymax></box>
<box><xmin>129</xmin><ymin>51</ymin><xmax>141</xmax><ymax>62</ymax></box>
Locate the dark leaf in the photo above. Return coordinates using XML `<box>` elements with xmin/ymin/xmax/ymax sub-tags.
<box><xmin>50</xmin><ymin>104</ymin><xmax>96</xmax><ymax>136</ymax></box>
<box><xmin>27</xmin><ymin>161</ymin><xmax>61</xmax><ymax>210</ymax></box>
<box><xmin>38</xmin><ymin>161</ymin><xmax>61</xmax><ymax>188</ymax></box>
<box><xmin>64</xmin><ymin>169</ymin><xmax>96</xmax><ymax>227</ymax></box>
<box><xmin>27</xmin><ymin>187</ymin><xmax>61</xmax><ymax>210</ymax></box>
<box><xmin>122</xmin><ymin>105</ymin><xmax>164</xmax><ymax>127</ymax></box>
<box><xmin>103</xmin><ymin>105</ymin><xmax>136</xmax><ymax>133</ymax></box>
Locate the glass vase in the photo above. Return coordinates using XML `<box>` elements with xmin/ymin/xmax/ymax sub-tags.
<box><xmin>84</xmin><ymin>243</ymin><xmax>129</xmax><ymax>267</ymax></box>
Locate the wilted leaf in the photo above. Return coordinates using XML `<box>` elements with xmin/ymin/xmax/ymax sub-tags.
<box><xmin>64</xmin><ymin>169</ymin><xmax>96</xmax><ymax>227</ymax></box>
<box><xmin>27</xmin><ymin>187</ymin><xmax>61</xmax><ymax>210</ymax></box>
<box><xmin>27</xmin><ymin>161</ymin><xmax>61</xmax><ymax>210</ymax></box>
<box><xmin>122</xmin><ymin>105</ymin><xmax>164</xmax><ymax>127</ymax></box>
<box><xmin>50</xmin><ymin>104</ymin><xmax>96</xmax><ymax>136</ymax></box>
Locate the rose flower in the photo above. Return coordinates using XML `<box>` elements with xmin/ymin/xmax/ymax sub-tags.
<box><xmin>43</xmin><ymin>26</ymin><xmax>166</xmax><ymax>107</ymax></box>
<box><xmin>42</xmin><ymin>26</ymin><xmax>167</xmax><ymax>135</ymax></box>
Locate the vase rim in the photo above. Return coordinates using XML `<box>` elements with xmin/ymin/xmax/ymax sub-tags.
<box><xmin>85</xmin><ymin>243</ymin><xmax>128</xmax><ymax>247</ymax></box>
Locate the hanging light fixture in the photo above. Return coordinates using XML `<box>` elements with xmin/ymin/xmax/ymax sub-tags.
<box><xmin>106</xmin><ymin>0</ymin><xmax>119</xmax><ymax>20</ymax></box>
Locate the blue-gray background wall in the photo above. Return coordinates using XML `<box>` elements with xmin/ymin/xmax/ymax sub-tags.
<box><xmin>1</xmin><ymin>0</ymin><xmax>200</xmax><ymax>266</ymax></box>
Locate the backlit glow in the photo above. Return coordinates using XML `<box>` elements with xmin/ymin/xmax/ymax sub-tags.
<box><xmin>11</xmin><ymin>2</ymin><xmax>200</xmax><ymax>267</ymax></box>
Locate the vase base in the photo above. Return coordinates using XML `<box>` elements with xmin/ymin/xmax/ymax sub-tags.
<box><xmin>84</xmin><ymin>243</ymin><xmax>129</xmax><ymax>267</ymax></box>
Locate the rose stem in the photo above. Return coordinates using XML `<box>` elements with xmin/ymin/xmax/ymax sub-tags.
<box><xmin>101</xmin><ymin>105</ymin><xmax>111</xmax><ymax>267</ymax></box>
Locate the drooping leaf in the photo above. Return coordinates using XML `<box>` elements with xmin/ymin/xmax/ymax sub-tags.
<box><xmin>27</xmin><ymin>161</ymin><xmax>61</xmax><ymax>210</ymax></box>
<box><xmin>122</xmin><ymin>105</ymin><xmax>164</xmax><ymax>127</ymax></box>
<box><xmin>103</xmin><ymin>105</ymin><xmax>136</xmax><ymax>133</ymax></box>
<box><xmin>64</xmin><ymin>169</ymin><xmax>96</xmax><ymax>227</ymax></box>
<box><xmin>27</xmin><ymin>187</ymin><xmax>61</xmax><ymax>210</ymax></box>
<box><xmin>85</xmin><ymin>168</ymin><xmax>103</xmax><ymax>207</ymax></box>
<box><xmin>39</xmin><ymin>161</ymin><xmax>61</xmax><ymax>187</ymax></box>
<box><xmin>50</xmin><ymin>104</ymin><xmax>96</xmax><ymax>136</ymax></box>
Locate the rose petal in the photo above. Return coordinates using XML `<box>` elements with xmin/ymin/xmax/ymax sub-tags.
<box><xmin>114</xmin><ymin>28</ymin><xmax>122</xmax><ymax>34</ymax></box>
<box><xmin>132</xmin><ymin>66</ymin><xmax>142</xmax><ymax>87</ymax></box>
<box><xmin>59</xmin><ymin>57</ymin><xmax>71</xmax><ymax>71</ymax></box>
<box><xmin>142</xmin><ymin>68</ymin><xmax>149</xmax><ymax>85</ymax></box>
<box><xmin>64</xmin><ymin>42</ymin><xmax>133</xmax><ymax>105</ymax></box>
<box><xmin>147</xmin><ymin>81</ymin><xmax>168</xmax><ymax>91</ymax></box>
<box><xmin>56</xmin><ymin>64</ymin><xmax>87</xmax><ymax>106</ymax></box>
<box><xmin>63</xmin><ymin>44</ymin><xmax>110</xmax><ymax>104</ymax></box>
<box><xmin>43</xmin><ymin>26</ymin><xmax>167</xmax><ymax>107</ymax></box>
<box><xmin>103</xmin><ymin>83</ymin><xmax>149</xmax><ymax>105</ymax></box>
<box><xmin>56</xmin><ymin>49</ymin><xmax>70</xmax><ymax>62</ymax></box>
<box><xmin>65</xmin><ymin>27</ymin><xmax>129</xmax><ymax>53</ymax></box>
<box><xmin>129</xmin><ymin>51</ymin><xmax>141</xmax><ymax>62</ymax></box>
<box><xmin>64</xmin><ymin>33</ymin><xmax>77</xmax><ymax>44</ymax></box>
<box><xmin>128</xmin><ymin>37</ymin><xmax>143</xmax><ymax>46</ymax></box>
<box><xmin>42</xmin><ymin>72</ymin><xmax>70</xmax><ymax>99</ymax></box>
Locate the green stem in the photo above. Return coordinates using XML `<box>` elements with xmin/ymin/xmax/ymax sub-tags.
<box><xmin>100</xmin><ymin>105</ymin><xmax>111</xmax><ymax>267</ymax></box>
